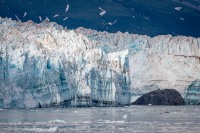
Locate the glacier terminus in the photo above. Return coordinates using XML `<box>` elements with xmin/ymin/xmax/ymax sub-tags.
<box><xmin>0</xmin><ymin>17</ymin><xmax>200</xmax><ymax>108</ymax></box>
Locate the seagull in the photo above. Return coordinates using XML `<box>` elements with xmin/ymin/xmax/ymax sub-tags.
<box><xmin>63</xmin><ymin>17</ymin><xmax>68</xmax><ymax>21</ymax></box>
<box><xmin>53</xmin><ymin>14</ymin><xmax>59</xmax><ymax>18</ymax></box>
<box><xmin>23</xmin><ymin>12</ymin><xmax>27</xmax><ymax>18</ymax></box>
<box><xmin>112</xmin><ymin>19</ymin><xmax>118</xmax><ymax>24</ymax></box>
<box><xmin>46</xmin><ymin>17</ymin><xmax>50</xmax><ymax>22</ymax></box>
<box><xmin>108</xmin><ymin>22</ymin><xmax>112</xmax><ymax>25</ymax></box>
<box><xmin>99</xmin><ymin>7</ymin><xmax>106</xmax><ymax>16</ymax></box>
<box><xmin>39</xmin><ymin>16</ymin><xmax>42</xmax><ymax>21</ymax></box>
<box><xmin>65</xmin><ymin>4</ymin><xmax>69</xmax><ymax>12</ymax></box>
<box><xmin>15</xmin><ymin>15</ymin><xmax>20</xmax><ymax>21</ymax></box>
<box><xmin>108</xmin><ymin>19</ymin><xmax>118</xmax><ymax>26</ymax></box>
<box><xmin>175</xmin><ymin>7</ymin><xmax>182</xmax><ymax>11</ymax></box>
<box><xmin>180</xmin><ymin>17</ymin><xmax>184</xmax><ymax>20</ymax></box>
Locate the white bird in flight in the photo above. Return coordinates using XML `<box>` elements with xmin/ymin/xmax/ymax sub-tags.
<box><xmin>108</xmin><ymin>22</ymin><xmax>112</xmax><ymax>25</ymax></box>
<box><xmin>39</xmin><ymin>16</ymin><xmax>42</xmax><ymax>21</ymax></box>
<box><xmin>175</xmin><ymin>7</ymin><xmax>182</xmax><ymax>11</ymax></box>
<box><xmin>53</xmin><ymin>14</ymin><xmax>59</xmax><ymax>18</ymax></box>
<box><xmin>99</xmin><ymin>7</ymin><xmax>106</xmax><ymax>16</ymax></box>
<box><xmin>63</xmin><ymin>17</ymin><xmax>68</xmax><ymax>21</ymax></box>
<box><xmin>15</xmin><ymin>15</ymin><xmax>20</xmax><ymax>21</ymax></box>
<box><xmin>65</xmin><ymin>4</ymin><xmax>70</xmax><ymax>12</ymax></box>
<box><xmin>23</xmin><ymin>12</ymin><xmax>27</xmax><ymax>18</ymax></box>
<box><xmin>46</xmin><ymin>17</ymin><xmax>50</xmax><ymax>22</ymax></box>
<box><xmin>108</xmin><ymin>19</ymin><xmax>118</xmax><ymax>26</ymax></box>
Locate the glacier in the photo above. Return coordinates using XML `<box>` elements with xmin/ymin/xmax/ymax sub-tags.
<box><xmin>185</xmin><ymin>80</ymin><xmax>200</xmax><ymax>105</ymax></box>
<box><xmin>0</xmin><ymin>17</ymin><xmax>200</xmax><ymax>108</ymax></box>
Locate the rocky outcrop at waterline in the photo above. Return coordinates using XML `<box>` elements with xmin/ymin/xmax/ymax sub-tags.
<box><xmin>133</xmin><ymin>89</ymin><xmax>185</xmax><ymax>105</ymax></box>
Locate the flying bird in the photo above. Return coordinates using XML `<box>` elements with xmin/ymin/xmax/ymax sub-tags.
<box><xmin>46</xmin><ymin>17</ymin><xmax>50</xmax><ymax>22</ymax></box>
<box><xmin>63</xmin><ymin>17</ymin><xmax>68</xmax><ymax>21</ymax></box>
<box><xmin>108</xmin><ymin>19</ymin><xmax>118</xmax><ymax>26</ymax></box>
<box><xmin>99</xmin><ymin>7</ymin><xmax>106</xmax><ymax>16</ymax></box>
<box><xmin>108</xmin><ymin>22</ymin><xmax>112</xmax><ymax>25</ymax></box>
<box><xmin>175</xmin><ymin>7</ymin><xmax>182</xmax><ymax>11</ymax></box>
<box><xmin>39</xmin><ymin>16</ymin><xmax>42</xmax><ymax>21</ymax></box>
<box><xmin>65</xmin><ymin>4</ymin><xmax>70</xmax><ymax>12</ymax></box>
<box><xmin>53</xmin><ymin>14</ymin><xmax>59</xmax><ymax>18</ymax></box>
<box><xmin>23</xmin><ymin>12</ymin><xmax>27</xmax><ymax>18</ymax></box>
<box><xmin>15</xmin><ymin>15</ymin><xmax>20</xmax><ymax>21</ymax></box>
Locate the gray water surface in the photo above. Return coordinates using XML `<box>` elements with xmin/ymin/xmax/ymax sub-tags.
<box><xmin>0</xmin><ymin>106</ymin><xmax>200</xmax><ymax>133</ymax></box>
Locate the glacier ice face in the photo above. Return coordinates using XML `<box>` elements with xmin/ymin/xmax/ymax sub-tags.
<box><xmin>185</xmin><ymin>80</ymin><xmax>200</xmax><ymax>105</ymax></box>
<box><xmin>0</xmin><ymin>18</ymin><xmax>131</xmax><ymax>108</ymax></box>
<box><xmin>0</xmin><ymin>17</ymin><xmax>200</xmax><ymax>108</ymax></box>
<box><xmin>75</xmin><ymin>27</ymin><xmax>200</xmax><ymax>103</ymax></box>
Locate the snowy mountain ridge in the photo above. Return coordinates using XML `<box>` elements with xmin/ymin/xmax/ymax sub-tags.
<box><xmin>0</xmin><ymin>17</ymin><xmax>200</xmax><ymax>108</ymax></box>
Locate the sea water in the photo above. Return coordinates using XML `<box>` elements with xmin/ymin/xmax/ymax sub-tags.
<box><xmin>0</xmin><ymin>106</ymin><xmax>200</xmax><ymax>133</ymax></box>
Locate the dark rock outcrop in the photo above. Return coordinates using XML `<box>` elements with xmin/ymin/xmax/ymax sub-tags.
<box><xmin>133</xmin><ymin>89</ymin><xmax>185</xmax><ymax>105</ymax></box>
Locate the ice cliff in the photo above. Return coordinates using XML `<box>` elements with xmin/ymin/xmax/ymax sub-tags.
<box><xmin>75</xmin><ymin>28</ymin><xmax>200</xmax><ymax>105</ymax></box>
<box><xmin>0</xmin><ymin>18</ymin><xmax>131</xmax><ymax>108</ymax></box>
<box><xmin>0</xmin><ymin>17</ymin><xmax>199</xmax><ymax>108</ymax></box>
